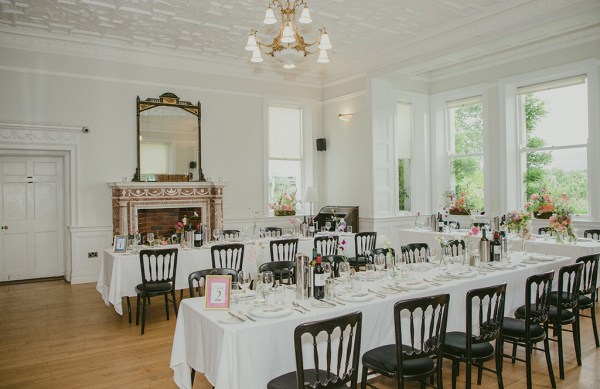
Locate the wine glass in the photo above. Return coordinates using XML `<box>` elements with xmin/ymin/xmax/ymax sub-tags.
<box><xmin>146</xmin><ymin>233</ymin><xmax>154</xmax><ymax>247</ymax></box>
<box><xmin>338</xmin><ymin>261</ymin><xmax>351</xmax><ymax>289</ymax></box>
<box><xmin>322</xmin><ymin>262</ymin><xmax>332</xmax><ymax>279</ymax></box>
<box><xmin>325</xmin><ymin>221</ymin><xmax>332</xmax><ymax>231</ymax></box>
<box><xmin>238</xmin><ymin>271</ymin><xmax>250</xmax><ymax>304</ymax></box>
<box><xmin>213</xmin><ymin>228</ymin><xmax>222</xmax><ymax>242</ymax></box>
<box><xmin>262</xmin><ymin>271</ymin><xmax>274</xmax><ymax>303</ymax></box>
<box><xmin>374</xmin><ymin>253</ymin><xmax>386</xmax><ymax>273</ymax></box>
<box><xmin>131</xmin><ymin>233</ymin><xmax>141</xmax><ymax>253</ymax></box>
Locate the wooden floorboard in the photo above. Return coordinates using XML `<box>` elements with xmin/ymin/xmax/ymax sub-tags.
<box><xmin>1</xmin><ymin>280</ymin><xmax>599</xmax><ymax>388</ymax></box>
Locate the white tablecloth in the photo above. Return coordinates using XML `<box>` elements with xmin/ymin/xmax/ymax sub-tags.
<box><xmin>96</xmin><ymin>235</ymin><xmax>357</xmax><ymax>315</ymax></box>
<box><xmin>170</xmin><ymin>254</ymin><xmax>572</xmax><ymax>389</ymax></box>
<box><xmin>399</xmin><ymin>229</ymin><xmax>600</xmax><ymax>259</ymax></box>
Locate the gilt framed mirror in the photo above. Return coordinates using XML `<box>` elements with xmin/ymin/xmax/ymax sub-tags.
<box><xmin>136</xmin><ymin>92</ymin><xmax>205</xmax><ymax>182</ymax></box>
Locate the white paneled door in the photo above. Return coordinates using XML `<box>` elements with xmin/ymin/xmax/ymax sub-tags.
<box><xmin>0</xmin><ymin>156</ymin><xmax>64</xmax><ymax>281</ymax></box>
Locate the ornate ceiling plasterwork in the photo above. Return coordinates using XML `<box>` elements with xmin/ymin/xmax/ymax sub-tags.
<box><xmin>0</xmin><ymin>0</ymin><xmax>598</xmax><ymax>84</ymax></box>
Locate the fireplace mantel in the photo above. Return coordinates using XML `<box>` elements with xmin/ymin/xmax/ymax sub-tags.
<box><xmin>107</xmin><ymin>181</ymin><xmax>225</xmax><ymax>236</ymax></box>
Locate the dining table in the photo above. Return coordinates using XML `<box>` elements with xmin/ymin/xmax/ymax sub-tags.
<box><xmin>170</xmin><ymin>252</ymin><xmax>573</xmax><ymax>389</ymax></box>
<box><xmin>96</xmin><ymin>233</ymin><xmax>356</xmax><ymax>315</ymax></box>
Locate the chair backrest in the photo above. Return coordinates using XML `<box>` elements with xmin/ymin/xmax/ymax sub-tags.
<box><xmin>523</xmin><ymin>270</ymin><xmax>554</xmax><ymax>328</ymax></box>
<box><xmin>314</xmin><ymin>235</ymin><xmax>339</xmax><ymax>256</ymax></box>
<box><xmin>400</xmin><ymin>243</ymin><xmax>429</xmax><ymax>264</ymax></box>
<box><xmin>270</xmin><ymin>238</ymin><xmax>299</xmax><ymax>262</ymax></box>
<box><xmin>222</xmin><ymin>229</ymin><xmax>240</xmax><ymax>240</ymax></box>
<box><xmin>211</xmin><ymin>243</ymin><xmax>244</xmax><ymax>272</ymax></box>
<box><xmin>364</xmin><ymin>247</ymin><xmax>396</xmax><ymax>266</ymax></box>
<box><xmin>466</xmin><ymin>283</ymin><xmax>506</xmax><ymax>348</ymax></box>
<box><xmin>259</xmin><ymin>261</ymin><xmax>295</xmax><ymax>285</ymax></box>
<box><xmin>393</xmin><ymin>294</ymin><xmax>450</xmax><ymax>378</ymax></box>
<box><xmin>555</xmin><ymin>262</ymin><xmax>583</xmax><ymax>310</ymax></box>
<box><xmin>576</xmin><ymin>253</ymin><xmax>599</xmax><ymax>297</ymax></box>
<box><xmin>354</xmin><ymin>232</ymin><xmax>377</xmax><ymax>258</ymax></box>
<box><xmin>294</xmin><ymin>311</ymin><xmax>362</xmax><ymax>389</ymax></box>
<box><xmin>320</xmin><ymin>255</ymin><xmax>346</xmax><ymax>278</ymax></box>
<box><xmin>188</xmin><ymin>268</ymin><xmax>238</xmax><ymax>297</ymax></box>
<box><xmin>139</xmin><ymin>248</ymin><xmax>178</xmax><ymax>291</ymax></box>
<box><xmin>584</xmin><ymin>229</ymin><xmax>600</xmax><ymax>240</ymax></box>
<box><xmin>446</xmin><ymin>220</ymin><xmax>460</xmax><ymax>229</ymax></box>
<box><xmin>538</xmin><ymin>227</ymin><xmax>555</xmax><ymax>236</ymax></box>
<box><xmin>264</xmin><ymin>226</ymin><xmax>282</xmax><ymax>237</ymax></box>
<box><xmin>472</xmin><ymin>222</ymin><xmax>488</xmax><ymax>228</ymax></box>
<box><xmin>446</xmin><ymin>239</ymin><xmax>465</xmax><ymax>257</ymax></box>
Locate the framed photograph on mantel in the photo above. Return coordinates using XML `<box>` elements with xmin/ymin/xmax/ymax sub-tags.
<box><xmin>113</xmin><ymin>235</ymin><xmax>128</xmax><ymax>253</ymax></box>
<box><xmin>204</xmin><ymin>275</ymin><xmax>232</xmax><ymax>310</ymax></box>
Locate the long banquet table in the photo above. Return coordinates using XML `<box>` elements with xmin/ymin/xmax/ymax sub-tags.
<box><xmin>96</xmin><ymin>234</ymin><xmax>356</xmax><ymax>315</ymax></box>
<box><xmin>170</xmin><ymin>253</ymin><xmax>573</xmax><ymax>389</ymax></box>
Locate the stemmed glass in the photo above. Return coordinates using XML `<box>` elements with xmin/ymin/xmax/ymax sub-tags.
<box><xmin>322</xmin><ymin>262</ymin><xmax>332</xmax><ymax>279</ymax></box>
<box><xmin>325</xmin><ymin>221</ymin><xmax>332</xmax><ymax>231</ymax></box>
<box><xmin>146</xmin><ymin>233</ymin><xmax>154</xmax><ymax>247</ymax></box>
<box><xmin>213</xmin><ymin>228</ymin><xmax>222</xmax><ymax>242</ymax></box>
<box><xmin>262</xmin><ymin>271</ymin><xmax>274</xmax><ymax>303</ymax></box>
<box><xmin>338</xmin><ymin>261</ymin><xmax>351</xmax><ymax>289</ymax></box>
<box><xmin>237</xmin><ymin>271</ymin><xmax>251</xmax><ymax>304</ymax></box>
<box><xmin>374</xmin><ymin>253</ymin><xmax>386</xmax><ymax>273</ymax></box>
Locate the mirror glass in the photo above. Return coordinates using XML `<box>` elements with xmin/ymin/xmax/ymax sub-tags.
<box><xmin>137</xmin><ymin>93</ymin><xmax>203</xmax><ymax>181</ymax></box>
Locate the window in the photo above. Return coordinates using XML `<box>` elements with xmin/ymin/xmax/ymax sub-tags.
<box><xmin>140</xmin><ymin>142</ymin><xmax>169</xmax><ymax>174</ymax></box>
<box><xmin>396</xmin><ymin>102</ymin><xmax>412</xmax><ymax>211</ymax></box>
<box><xmin>268</xmin><ymin>105</ymin><xmax>303</xmax><ymax>214</ymax></box>
<box><xmin>446</xmin><ymin>96</ymin><xmax>484</xmax><ymax>211</ymax></box>
<box><xmin>518</xmin><ymin>75</ymin><xmax>589</xmax><ymax>214</ymax></box>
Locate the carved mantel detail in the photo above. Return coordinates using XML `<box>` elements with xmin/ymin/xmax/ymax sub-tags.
<box><xmin>107</xmin><ymin>181</ymin><xmax>224</xmax><ymax>236</ymax></box>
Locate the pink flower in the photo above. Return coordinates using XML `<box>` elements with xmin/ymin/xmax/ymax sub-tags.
<box><xmin>469</xmin><ymin>227</ymin><xmax>479</xmax><ymax>236</ymax></box>
<box><xmin>530</xmin><ymin>194</ymin><xmax>539</xmax><ymax>200</ymax></box>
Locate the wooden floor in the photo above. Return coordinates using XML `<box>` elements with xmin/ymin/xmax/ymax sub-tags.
<box><xmin>1</xmin><ymin>280</ymin><xmax>599</xmax><ymax>389</ymax></box>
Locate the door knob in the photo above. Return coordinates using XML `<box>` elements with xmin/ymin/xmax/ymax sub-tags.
<box><xmin>1</xmin><ymin>225</ymin><xmax>7</xmax><ymax>230</ymax></box>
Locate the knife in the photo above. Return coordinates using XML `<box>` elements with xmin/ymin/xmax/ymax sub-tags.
<box><xmin>237</xmin><ymin>311</ymin><xmax>256</xmax><ymax>322</ymax></box>
<box><xmin>228</xmin><ymin>311</ymin><xmax>245</xmax><ymax>322</ymax></box>
<box><xmin>320</xmin><ymin>299</ymin><xmax>336</xmax><ymax>307</ymax></box>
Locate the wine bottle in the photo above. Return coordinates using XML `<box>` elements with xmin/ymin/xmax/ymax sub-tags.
<box><xmin>313</xmin><ymin>255</ymin><xmax>325</xmax><ymax>300</ymax></box>
<box><xmin>491</xmin><ymin>231</ymin><xmax>501</xmax><ymax>262</ymax></box>
<box><xmin>301</xmin><ymin>216</ymin><xmax>308</xmax><ymax>237</ymax></box>
<box><xmin>308</xmin><ymin>217</ymin><xmax>315</xmax><ymax>237</ymax></box>
<box><xmin>438</xmin><ymin>213</ymin><xmax>444</xmax><ymax>232</ymax></box>
<box><xmin>194</xmin><ymin>223</ymin><xmax>203</xmax><ymax>247</ymax></box>
<box><xmin>479</xmin><ymin>229</ymin><xmax>490</xmax><ymax>263</ymax></box>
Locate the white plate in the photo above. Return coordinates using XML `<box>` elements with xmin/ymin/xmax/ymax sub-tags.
<box><xmin>445</xmin><ymin>269</ymin><xmax>478</xmax><ymax>278</ymax></box>
<box><xmin>311</xmin><ymin>300</ymin><xmax>333</xmax><ymax>308</ymax></box>
<box><xmin>529</xmin><ymin>254</ymin><xmax>556</xmax><ymax>262</ymax></box>
<box><xmin>354</xmin><ymin>272</ymin><xmax>382</xmax><ymax>281</ymax></box>
<box><xmin>233</xmin><ymin>290</ymin><xmax>256</xmax><ymax>300</ymax></box>
<box><xmin>375</xmin><ymin>287</ymin><xmax>398</xmax><ymax>295</ymax></box>
<box><xmin>249</xmin><ymin>306</ymin><xmax>293</xmax><ymax>318</ymax></box>
<box><xmin>488</xmin><ymin>262</ymin><xmax>518</xmax><ymax>269</ymax></box>
<box><xmin>398</xmin><ymin>281</ymin><xmax>429</xmax><ymax>290</ymax></box>
<box><xmin>337</xmin><ymin>292</ymin><xmax>374</xmax><ymax>302</ymax></box>
<box><xmin>218</xmin><ymin>316</ymin><xmax>243</xmax><ymax>324</ymax></box>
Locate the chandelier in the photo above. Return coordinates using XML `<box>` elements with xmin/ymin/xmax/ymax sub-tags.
<box><xmin>244</xmin><ymin>0</ymin><xmax>332</xmax><ymax>69</ymax></box>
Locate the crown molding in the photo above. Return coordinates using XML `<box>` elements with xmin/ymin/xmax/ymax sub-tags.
<box><xmin>0</xmin><ymin>121</ymin><xmax>81</xmax><ymax>144</ymax></box>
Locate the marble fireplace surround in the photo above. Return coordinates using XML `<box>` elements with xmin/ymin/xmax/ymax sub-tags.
<box><xmin>107</xmin><ymin>182</ymin><xmax>224</xmax><ymax>237</ymax></box>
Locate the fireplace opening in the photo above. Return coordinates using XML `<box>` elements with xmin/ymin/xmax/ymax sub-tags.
<box><xmin>137</xmin><ymin>207</ymin><xmax>202</xmax><ymax>239</ymax></box>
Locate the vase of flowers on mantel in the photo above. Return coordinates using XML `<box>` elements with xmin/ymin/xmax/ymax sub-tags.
<box><xmin>271</xmin><ymin>191</ymin><xmax>299</xmax><ymax>216</ymax></box>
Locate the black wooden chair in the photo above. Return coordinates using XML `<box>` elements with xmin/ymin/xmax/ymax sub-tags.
<box><xmin>348</xmin><ymin>232</ymin><xmax>377</xmax><ymax>271</ymax></box>
<box><xmin>211</xmin><ymin>243</ymin><xmax>244</xmax><ymax>272</ymax></box>
<box><xmin>472</xmin><ymin>222</ymin><xmax>488</xmax><ymax>228</ymax></box>
<box><xmin>270</xmin><ymin>238</ymin><xmax>298</xmax><ymax>262</ymax></box>
<box><xmin>361</xmin><ymin>294</ymin><xmax>450</xmax><ymax>389</ymax></box>
<box><xmin>321</xmin><ymin>255</ymin><xmax>346</xmax><ymax>278</ymax></box>
<box><xmin>584</xmin><ymin>229</ymin><xmax>600</xmax><ymax>240</ymax></box>
<box><xmin>538</xmin><ymin>226</ymin><xmax>556</xmax><ymax>236</ymax></box>
<box><xmin>443</xmin><ymin>283</ymin><xmax>506</xmax><ymax>389</ymax></box>
<box><xmin>575</xmin><ymin>254</ymin><xmax>599</xmax><ymax>347</ymax></box>
<box><xmin>446</xmin><ymin>239</ymin><xmax>465</xmax><ymax>257</ymax></box>
<box><xmin>135</xmin><ymin>248</ymin><xmax>178</xmax><ymax>335</ymax></box>
<box><xmin>314</xmin><ymin>235</ymin><xmax>339</xmax><ymax>255</ymax></box>
<box><xmin>259</xmin><ymin>261</ymin><xmax>295</xmax><ymax>285</ymax></box>
<box><xmin>188</xmin><ymin>268</ymin><xmax>238</xmax><ymax>297</ymax></box>
<box><xmin>222</xmin><ymin>229</ymin><xmax>240</xmax><ymax>240</ymax></box>
<box><xmin>264</xmin><ymin>226</ymin><xmax>282</xmax><ymax>237</ymax></box>
<box><xmin>267</xmin><ymin>311</ymin><xmax>363</xmax><ymax>389</ymax></box>
<box><xmin>400</xmin><ymin>243</ymin><xmax>429</xmax><ymax>264</ymax></box>
<box><xmin>502</xmin><ymin>270</ymin><xmax>556</xmax><ymax>389</ymax></box>
<box><xmin>546</xmin><ymin>262</ymin><xmax>583</xmax><ymax>379</ymax></box>
<box><xmin>363</xmin><ymin>247</ymin><xmax>396</xmax><ymax>267</ymax></box>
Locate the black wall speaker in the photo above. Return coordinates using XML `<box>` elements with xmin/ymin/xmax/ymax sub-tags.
<box><xmin>189</xmin><ymin>161</ymin><xmax>197</xmax><ymax>169</ymax></box>
<box><xmin>316</xmin><ymin>138</ymin><xmax>327</xmax><ymax>151</ymax></box>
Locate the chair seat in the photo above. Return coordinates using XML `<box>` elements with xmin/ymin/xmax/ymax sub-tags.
<box><xmin>502</xmin><ymin>317</ymin><xmax>545</xmax><ymax>341</ymax></box>
<box><xmin>514</xmin><ymin>304</ymin><xmax>547</xmax><ymax>321</ymax></box>
<box><xmin>362</xmin><ymin>344</ymin><xmax>435</xmax><ymax>377</ymax></box>
<box><xmin>135</xmin><ymin>282</ymin><xmax>172</xmax><ymax>294</ymax></box>
<box><xmin>577</xmin><ymin>294</ymin><xmax>593</xmax><ymax>309</ymax></box>
<box><xmin>267</xmin><ymin>369</ymin><xmax>345</xmax><ymax>389</ymax></box>
<box><xmin>347</xmin><ymin>256</ymin><xmax>367</xmax><ymax>265</ymax></box>
<box><xmin>548</xmin><ymin>306</ymin><xmax>575</xmax><ymax>323</ymax></box>
<box><xmin>549</xmin><ymin>291</ymin><xmax>577</xmax><ymax>305</ymax></box>
<box><xmin>443</xmin><ymin>331</ymin><xmax>494</xmax><ymax>360</ymax></box>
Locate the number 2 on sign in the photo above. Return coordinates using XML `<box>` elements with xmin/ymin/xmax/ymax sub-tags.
<box><xmin>210</xmin><ymin>283</ymin><xmax>226</xmax><ymax>304</ymax></box>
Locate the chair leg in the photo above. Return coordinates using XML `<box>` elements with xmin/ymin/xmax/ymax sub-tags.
<box><xmin>466</xmin><ymin>360</ymin><xmax>472</xmax><ymax>389</ymax></box>
<box><xmin>511</xmin><ymin>342</ymin><xmax>517</xmax><ymax>364</ymax></box>
<box><xmin>557</xmin><ymin>321</ymin><xmax>564</xmax><ymax>379</ymax></box>
<box><xmin>477</xmin><ymin>361</ymin><xmax>483</xmax><ymax>385</ymax></box>
<box><xmin>543</xmin><ymin>337</ymin><xmax>556</xmax><ymax>388</ymax></box>
<box><xmin>126</xmin><ymin>296</ymin><xmax>132</xmax><ymax>324</ymax></box>
<box><xmin>191</xmin><ymin>368</ymin><xmax>195</xmax><ymax>385</ymax></box>
<box><xmin>573</xmin><ymin>315</ymin><xmax>582</xmax><ymax>366</ymax></box>
<box><xmin>451</xmin><ymin>360</ymin><xmax>458</xmax><ymax>389</ymax></box>
<box><xmin>172</xmin><ymin>291</ymin><xmax>178</xmax><ymax>316</ymax></box>
<box><xmin>135</xmin><ymin>294</ymin><xmax>141</xmax><ymax>325</ymax></box>
<box><xmin>141</xmin><ymin>294</ymin><xmax>147</xmax><ymax>335</ymax></box>
<box><xmin>525</xmin><ymin>342</ymin><xmax>532</xmax><ymax>389</ymax></box>
<box><xmin>360</xmin><ymin>366</ymin><xmax>368</xmax><ymax>389</ymax></box>
<box><xmin>591</xmin><ymin>302</ymin><xmax>600</xmax><ymax>347</ymax></box>
<box><xmin>496</xmin><ymin>345</ymin><xmax>505</xmax><ymax>389</ymax></box>
<box><xmin>180</xmin><ymin>289</ymin><xmax>184</xmax><ymax>302</ymax></box>
<box><xmin>164</xmin><ymin>294</ymin><xmax>170</xmax><ymax>320</ymax></box>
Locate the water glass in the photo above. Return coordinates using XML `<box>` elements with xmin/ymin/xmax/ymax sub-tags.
<box><xmin>374</xmin><ymin>254</ymin><xmax>385</xmax><ymax>272</ymax></box>
<box><xmin>273</xmin><ymin>284</ymin><xmax>285</xmax><ymax>305</ymax></box>
<box><xmin>325</xmin><ymin>221</ymin><xmax>332</xmax><ymax>231</ymax></box>
<box><xmin>262</xmin><ymin>271</ymin><xmax>274</xmax><ymax>303</ymax></box>
<box><xmin>325</xmin><ymin>279</ymin><xmax>336</xmax><ymax>300</ymax></box>
<box><xmin>346</xmin><ymin>226</ymin><xmax>352</xmax><ymax>234</ymax></box>
<box><xmin>322</xmin><ymin>262</ymin><xmax>332</xmax><ymax>279</ymax></box>
<box><xmin>146</xmin><ymin>233</ymin><xmax>154</xmax><ymax>247</ymax></box>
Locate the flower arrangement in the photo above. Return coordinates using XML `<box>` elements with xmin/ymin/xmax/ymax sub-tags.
<box><xmin>176</xmin><ymin>212</ymin><xmax>198</xmax><ymax>232</ymax></box>
<box><xmin>271</xmin><ymin>191</ymin><xmax>300</xmax><ymax>216</ymax></box>
<box><xmin>505</xmin><ymin>209</ymin><xmax>532</xmax><ymax>240</ymax></box>
<box><xmin>525</xmin><ymin>187</ymin><xmax>554</xmax><ymax>218</ymax></box>
<box><xmin>336</xmin><ymin>237</ymin><xmax>349</xmax><ymax>262</ymax></box>
<box><xmin>549</xmin><ymin>194</ymin><xmax>577</xmax><ymax>243</ymax></box>
<box><xmin>443</xmin><ymin>190</ymin><xmax>472</xmax><ymax>215</ymax></box>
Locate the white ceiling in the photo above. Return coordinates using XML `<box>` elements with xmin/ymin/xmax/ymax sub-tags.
<box><xmin>0</xmin><ymin>0</ymin><xmax>598</xmax><ymax>85</ymax></box>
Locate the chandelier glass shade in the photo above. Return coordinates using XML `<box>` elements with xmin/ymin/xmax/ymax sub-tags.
<box><xmin>245</xmin><ymin>0</ymin><xmax>332</xmax><ymax>69</ymax></box>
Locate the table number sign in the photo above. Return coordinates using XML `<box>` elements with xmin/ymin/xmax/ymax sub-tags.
<box><xmin>113</xmin><ymin>235</ymin><xmax>128</xmax><ymax>253</ymax></box>
<box><xmin>204</xmin><ymin>275</ymin><xmax>232</xmax><ymax>310</ymax></box>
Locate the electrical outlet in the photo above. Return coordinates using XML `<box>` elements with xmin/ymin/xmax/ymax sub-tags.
<box><xmin>88</xmin><ymin>252</ymin><xmax>98</xmax><ymax>258</ymax></box>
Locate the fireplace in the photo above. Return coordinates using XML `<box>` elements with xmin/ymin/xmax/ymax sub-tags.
<box><xmin>107</xmin><ymin>182</ymin><xmax>224</xmax><ymax>238</ymax></box>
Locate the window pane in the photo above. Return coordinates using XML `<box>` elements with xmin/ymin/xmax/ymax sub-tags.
<box><xmin>451</xmin><ymin>156</ymin><xmax>484</xmax><ymax>211</ymax></box>
<box><xmin>523</xmin><ymin>81</ymin><xmax>588</xmax><ymax>147</ymax></box>
<box><xmin>140</xmin><ymin>143</ymin><xmax>168</xmax><ymax>174</ymax></box>
<box><xmin>268</xmin><ymin>160</ymin><xmax>302</xmax><ymax>212</ymax></box>
<box><xmin>269</xmin><ymin>106</ymin><xmax>302</xmax><ymax>159</ymax></box>
<box><xmin>448</xmin><ymin>99</ymin><xmax>483</xmax><ymax>155</ymax></box>
<box><xmin>398</xmin><ymin>159</ymin><xmax>411</xmax><ymax>211</ymax></box>
<box><xmin>525</xmin><ymin>147</ymin><xmax>588</xmax><ymax>214</ymax></box>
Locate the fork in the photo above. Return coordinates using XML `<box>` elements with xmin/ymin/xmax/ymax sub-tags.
<box><xmin>237</xmin><ymin>310</ymin><xmax>256</xmax><ymax>322</ymax></box>
<box><xmin>292</xmin><ymin>301</ymin><xmax>310</xmax><ymax>312</ymax></box>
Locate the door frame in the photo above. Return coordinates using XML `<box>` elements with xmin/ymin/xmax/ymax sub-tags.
<box><xmin>0</xmin><ymin>122</ymin><xmax>80</xmax><ymax>281</ymax></box>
